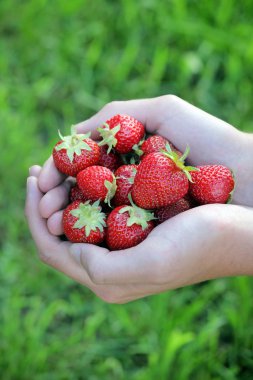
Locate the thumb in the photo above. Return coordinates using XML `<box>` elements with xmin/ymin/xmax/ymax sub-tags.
<box><xmin>70</xmin><ymin>243</ymin><xmax>109</xmax><ymax>282</ymax></box>
<box><xmin>70</xmin><ymin>236</ymin><xmax>158</xmax><ymax>285</ymax></box>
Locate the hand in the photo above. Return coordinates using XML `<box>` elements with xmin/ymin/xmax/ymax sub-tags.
<box><xmin>26</xmin><ymin>96</ymin><xmax>253</xmax><ymax>303</ymax></box>
<box><xmin>38</xmin><ymin>95</ymin><xmax>253</xmax><ymax>207</ymax></box>
<box><xmin>26</xmin><ymin>168</ymin><xmax>253</xmax><ymax>303</ymax></box>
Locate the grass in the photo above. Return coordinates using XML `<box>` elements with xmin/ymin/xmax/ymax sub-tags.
<box><xmin>0</xmin><ymin>0</ymin><xmax>253</xmax><ymax>379</ymax></box>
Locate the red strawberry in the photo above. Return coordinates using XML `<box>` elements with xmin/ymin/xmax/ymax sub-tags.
<box><xmin>70</xmin><ymin>184</ymin><xmax>88</xmax><ymax>203</ymax></box>
<box><xmin>189</xmin><ymin>165</ymin><xmax>235</xmax><ymax>204</ymax></box>
<box><xmin>63</xmin><ymin>200</ymin><xmax>106</xmax><ymax>244</ymax></box>
<box><xmin>184</xmin><ymin>193</ymin><xmax>200</xmax><ymax>208</ymax></box>
<box><xmin>135</xmin><ymin>135</ymin><xmax>182</xmax><ymax>159</ymax></box>
<box><xmin>77</xmin><ymin>166</ymin><xmax>117</xmax><ymax>205</ymax></box>
<box><xmin>114</xmin><ymin>164</ymin><xmax>138</xmax><ymax>206</ymax></box>
<box><xmin>132</xmin><ymin>144</ymin><xmax>198</xmax><ymax>209</ymax></box>
<box><xmin>106</xmin><ymin>203</ymin><xmax>155</xmax><ymax>250</ymax></box>
<box><xmin>53</xmin><ymin>129</ymin><xmax>100</xmax><ymax>176</ymax></box>
<box><xmin>155</xmin><ymin>197</ymin><xmax>191</xmax><ymax>224</ymax></box>
<box><xmin>98</xmin><ymin>145</ymin><xmax>122</xmax><ymax>172</ymax></box>
<box><xmin>97</xmin><ymin>114</ymin><xmax>145</xmax><ymax>154</ymax></box>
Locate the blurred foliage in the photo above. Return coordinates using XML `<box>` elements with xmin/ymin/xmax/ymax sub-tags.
<box><xmin>0</xmin><ymin>0</ymin><xmax>253</xmax><ymax>379</ymax></box>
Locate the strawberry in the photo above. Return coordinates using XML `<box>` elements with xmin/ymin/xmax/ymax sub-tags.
<box><xmin>106</xmin><ymin>202</ymin><xmax>155</xmax><ymax>250</ymax></box>
<box><xmin>53</xmin><ymin>128</ymin><xmax>100</xmax><ymax>177</ymax></box>
<box><xmin>98</xmin><ymin>145</ymin><xmax>122</xmax><ymax>172</ymax></box>
<box><xmin>70</xmin><ymin>184</ymin><xmax>88</xmax><ymax>203</ymax></box>
<box><xmin>134</xmin><ymin>135</ymin><xmax>182</xmax><ymax>159</ymax></box>
<box><xmin>184</xmin><ymin>193</ymin><xmax>200</xmax><ymax>208</ymax></box>
<box><xmin>97</xmin><ymin>114</ymin><xmax>145</xmax><ymax>154</ymax></box>
<box><xmin>155</xmin><ymin>197</ymin><xmax>191</xmax><ymax>224</ymax></box>
<box><xmin>77</xmin><ymin>166</ymin><xmax>117</xmax><ymax>205</ymax></box>
<box><xmin>63</xmin><ymin>200</ymin><xmax>106</xmax><ymax>244</ymax></box>
<box><xmin>132</xmin><ymin>144</ymin><xmax>198</xmax><ymax>209</ymax></box>
<box><xmin>114</xmin><ymin>164</ymin><xmax>138</xmax><ymax>206</ymax></box>
<box><xmin>189</xmin><ymin>165</ymin><xmax>235</xmax><ymax>204</ymax></box>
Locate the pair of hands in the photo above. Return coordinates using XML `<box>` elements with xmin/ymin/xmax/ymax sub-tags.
<box><xmin>25</xmin><ymin>95</ymin><xmax>253</xmax><ymax>303</ymax></box>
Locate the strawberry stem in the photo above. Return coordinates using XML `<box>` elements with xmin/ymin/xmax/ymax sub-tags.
<box><xmin>104</xmin><ymin>175</ymin><xmax>117</xmax><ymax>207</ymax></box>
<box><xmin>161</xmin><ymin>143</ymin><xmax>199</xmax><ymax>182</ymax></box>
<box><xmin>97</xmin><ymin>123</ymin><xmax>121</xmax><ymax>153</ymax></box>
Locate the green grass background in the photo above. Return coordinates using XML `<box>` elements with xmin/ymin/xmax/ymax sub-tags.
<box><xmin>0</xmin><ymin>0</ymin><xmax>253</xmax><ymax>379</ymax></box>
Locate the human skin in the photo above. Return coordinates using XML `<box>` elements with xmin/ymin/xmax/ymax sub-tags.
<box><xmin>25</xmin><ymin>95</ymin><xmax>253</xmax><ymax>303</ymax></box>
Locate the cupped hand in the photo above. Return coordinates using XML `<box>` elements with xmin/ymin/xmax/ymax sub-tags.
<box><xmin>26</xmin><ymin>166</ymin><xmax>253</xmax><ymax>303</ymax></box>
<box><xmin>25</xmin><ymin>95</ymin><xmax>253</xmax><ymax>303</ymax></box>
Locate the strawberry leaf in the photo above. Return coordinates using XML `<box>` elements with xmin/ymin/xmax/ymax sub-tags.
<box><xmin>104</xmin><ymin>176</ymin><xmax>117</xmax><ymax>206</ymax></box>
<box><xmin>119</xmin><ymin>195</ymin><xmax>155</xmax><ymax>230</ymax></box>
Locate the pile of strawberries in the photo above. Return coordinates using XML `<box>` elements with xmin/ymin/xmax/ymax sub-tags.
<box><xmin>52</xmin><ymin>114</ymin><xmax>235</xmax><ymax>250</ymax></box>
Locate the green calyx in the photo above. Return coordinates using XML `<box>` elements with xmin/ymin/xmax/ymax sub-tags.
<box><xmin>161</xmin><ymin>143</ymin><xmax>199</xmax><ymax>182</ymax></box>
<box><xmin>97</xmin><ymin>123</ymin><xmax>121</xmax><ymax>153</ymax></box>
<box><xmin>132</xmin><ymin>141</ymin><xmax>144</xmax><ymax>156</ymax></box>
<box><xmin>128</xmin><ymin>167</ymin><xmax>137</xmax><ymax>184</ymax></box>
<box><xmin>55</xmin><ymin>126</ymin><xmax>92</xmax><ymax>163</ymax></box>
<box><xmin>70</xmin><ymin>200</ymin><xmax>106</xmax><ymax>237</ymax></box>
<box><xmin>104</xmin><ymin>175</ymin><xmax>117</xmax><ymax>206</ymax></box>
<box><xmin>119</xmin><ymin>194</ymin><xmax>155</xmax><ymax>230</ymax></box>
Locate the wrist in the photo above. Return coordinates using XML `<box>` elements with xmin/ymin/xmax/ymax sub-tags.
<box><xmin>230</xmin><ymin>131</ymin><xmax>253</xmax><ymax>207</ymax></box>
<box><xmin>191</xmin><ymin>204</ymin><xmax>253</xmax><ymax>281</ymax></box>
<box><xmin>213</xmin><ymin>204</ymin><xmax>253</xmax><ymax>277</ymax></box>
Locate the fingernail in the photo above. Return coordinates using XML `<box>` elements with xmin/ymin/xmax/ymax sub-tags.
<box><xmin>27</xmin><ymin>177</ymin><xmax>32</xmax><ymax>191</ymax></box>
<box><xmin>27</xmin><ymin>177</ymin><xmax>35</xmax><ymax>192</ymax></box>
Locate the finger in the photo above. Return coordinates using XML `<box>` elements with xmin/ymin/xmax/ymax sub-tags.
<box><xmin>154</xmin><ymin>96</ymin><xmax>242</xmax><ymax>164</ymax></box>
<box><xmin>25</xmin><ymin>176</ymin><xmax>93</xmax><ymax>286</ymax></box>
<box><xmin>29</xmin><ymin>165</ymin><xmax>42</xmax><ymax>177</ymax></box>
<box><xmin>47</xmin><ymin>210</ymin><xmax>64</xmax><ymax>236</ymax></box>
<box><xmin>74</xmin><ymin>98</ymin><xmax>160</xmax><ymax>138</ymax></box>
<box><xmin>38</xmin><ymin>156</ymin><xmax>66</xmax><ymax>193</ymax></box>
<box><xmin>69</xmin><ymin>244</ymin><xmax>157</xmax><ymax>302</ymax></box>
<box><xmin>75</xmin><ymin>96</ymin><xmax>241</xmax><ymax>168</ymax></box>
<box><xmin>71</xmin><ymin>242</ymin><xmax>173</xmax><ymax>302</ymax></box>
<box><xmin>38</xmin><ymin>98</ymin><xmax>160</xmax><ymax>193</ymax></box>
<box><xmin>39</xmin><ymin>178</ymin><xmax>73</xmax><ymax>219</ymax></box>
<box><xmin>26</xmin><ymin>178</ymin><xmax>176</xmax><ymax>301</ymax></box>
<box><xmin>26</xmin><ymin>176</ymin><xmax>58</xmax><ymax>247</ymax></box>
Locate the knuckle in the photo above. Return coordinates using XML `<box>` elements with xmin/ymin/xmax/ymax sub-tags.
<box><xmin>157</xmin><ymin>94</ymin><xmax>181</xmax><ymax>110</ymax></box>
<box><xmin>106</xmin><ymin>100</ymin><xmax>118</xmax><ymax>108</ymax></box>
<box><xmin>103</xmin><ymin>100</ymin><xmax>120</xmax><ymax>112</ymax></box>
<box><xmin>164</xmin><ymin>94</ymin><xmax>180</xmax><ymax>104</ymax></box>
<box><xmin>154</xmin><ymin>94</ymin><xmax>182</xmax><ymax>128</ymax></box>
